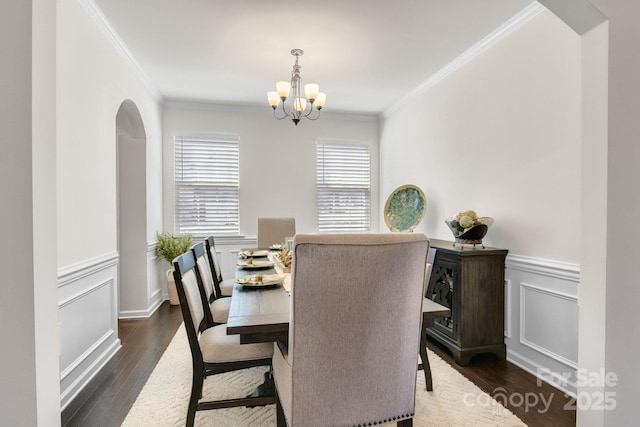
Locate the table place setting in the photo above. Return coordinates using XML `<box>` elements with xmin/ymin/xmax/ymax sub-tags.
<box><xmin>238</xmin><ymin>249</ymin><xmax>270</xmax><ymax>259</ymax></box>
<box><xmin>236</xmin><ymin>258</ymin><xmax>275</xmax><ymax>269</ymax></box>
<box><xmin>235</xmin><ymin>273</ymin><xmax>286</xmax><ymax>288</ymax></box>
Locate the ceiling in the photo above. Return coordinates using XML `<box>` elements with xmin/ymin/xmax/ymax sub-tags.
<box><xmin>92</xmin><ymin>0</ymin><xmax>535</xmax><ymax>115</ymax></box>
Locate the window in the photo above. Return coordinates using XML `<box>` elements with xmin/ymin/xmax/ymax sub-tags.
<box><xmin>316</xmin><ymin>141</ymin><xmax>371</xmax><ymax>232</ymax></box>
<box><xmin>174</xmin><ymin>135</ymin><xmax>239</xmax><ymax>235</ymax></box>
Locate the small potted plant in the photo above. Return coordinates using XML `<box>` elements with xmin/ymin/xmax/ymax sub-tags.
<box><xmin>156</xmin><ymin>232</ymin><xmax>192</xmax><ymax>305</ymax></box>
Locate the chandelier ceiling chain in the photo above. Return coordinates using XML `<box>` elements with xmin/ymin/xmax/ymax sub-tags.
<box><xmin>267</xmin><ymin>49</ymin><xmax>326</xmax><ymax>126</ymax></box>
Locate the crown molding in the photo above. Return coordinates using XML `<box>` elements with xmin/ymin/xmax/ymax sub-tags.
<box><xmin>78</xmin><ymin>0</ymin><xmax>163</xmax><ymax>102</ymax></box>
<box><xmin>163</xmin><ymin>99</ymin><xmax>379</xmax><ymax>123</ymax></box>
<box><xmin>381</xmin><ymin>2</ymin><xmax>545</xmax><ymax>119</ymax></box>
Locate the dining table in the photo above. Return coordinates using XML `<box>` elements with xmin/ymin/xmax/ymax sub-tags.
<box><xmin>226</xmin><ymin>248</ymin><xmax>451</xmax><ymax>391</ymax></box>
<box><xmin>225</xmin><ymin>250</ymin><xmax>290</xmax><ymax>400</ymax></box>
<box><xmin>226</xmin><ymin>256</ymin><xmax>290</xmax><ymax>344</ymax></box>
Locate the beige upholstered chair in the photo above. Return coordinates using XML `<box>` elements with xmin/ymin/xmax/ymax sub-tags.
<box><xmin>204</xmin><ymin>236</ymin><xmax>235</xmax><ymax>297</ymax></box>
<box><xmin>173</xmin><ymin>251</ymin><xmax>274</xmax><ymax>427</ymax></box>
<box><xmin>257</xmin><ymin>217</ymin><xmax>296</xmax><ymax>249</ymax></box>
<box><xmin>273</xmin><ymin>233</ymin><xmax>430</xmax><ymax>427</ymax></box>
<box><xmin>190</xmin><ymin>242</ymin><xmax>230</xmax><ymax>326</ymax></box>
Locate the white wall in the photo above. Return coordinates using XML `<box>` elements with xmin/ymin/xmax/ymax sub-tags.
<box><xmin>56</xmin><ymin>0</ymin><xmax>163</xmax><ymax>409</ymax></box>
<box><xmin>57</xmin><ymin>0</ymin><xmax>163</xmax><ymax>266</ymax></box>
<box><xmin>540</xmin><ymin>0</ymin><xmax>640</xmax><ymax>423</ymax></box>
<box><xmin>117</xmin><ymin>133</ymin><xmax>148</xmax><ymax>313</ymax></box>
<box><xmin>0</xmin><ymin>3</ymin><xmax>37</xmax><ymax>423</ymax></box>
<box><xmin>162</xmin><ymin>105</ymin><xmax>380</xmax><ymax>237</ymax></box>
<box><xmin>1</xmin><ymin>0</ymin><xmax>60</xmax><ymax>424</ymax></box>
<box><xmin>589</xmin><ymin>1</ymin><xmax>640</xmax><ymax>424</ymax></box>
<box><xmin>379</xmin><ymin>8</ymin><xmax>583</xmax><ymax>394</ymax></box>
<box><xmin>577</xmin><ymin>15</ymin><xmax>608</xmax><ymax>427</ymax></box>
<box><xmin>380</xmin><ymin>9</ymin><xmax>581</xmax><ymax>263</ymax></box>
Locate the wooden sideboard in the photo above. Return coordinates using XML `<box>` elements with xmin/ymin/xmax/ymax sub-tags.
<box><xmin>426</xmin><ymin>239</ymin><xmax>508</xmax><ymax>365</ymax></box>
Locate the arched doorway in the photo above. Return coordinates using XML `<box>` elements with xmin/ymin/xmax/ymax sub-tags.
<box><xmin>116</xmin><ymin>100</ymin><xmax>148</xmax><ymax>315</ymax></box>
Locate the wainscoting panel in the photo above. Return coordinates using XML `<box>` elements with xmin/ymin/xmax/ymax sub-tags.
<box><xmin>58</xmin><ymin>252</ymin><xmax>121</xmax><ymax>410</ymax></box>
<box><xmin>146</xmin><ymin>242</ymin><xmax>164</xmax><ymax>315</ymax></box>
<box><xmin>211</xmin><ymin>236</ymin><xmax>257</xmax><ymax>280</ymax></box>
<box><xmin>505</xmin><ymin>254</ymin><xmax>579</xmax><ymax>396</ymax></box>
<box><xmin>118</xmin><ymin>243</ymin><xmax>165</xmax><ymax>319</ymax></box>
<box><xmin>504</xmin><ymin>279</ymin><xmax>512</xmax><ymax>339</ymax></box>
<box><xmin>520</xmin><ymin>283</ymin><xmax>578</xmax><ymax>366</ymax></box>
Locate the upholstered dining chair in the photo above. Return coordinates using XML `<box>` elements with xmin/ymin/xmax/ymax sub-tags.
<box><xmin>172</xmin><ymin>251</ymin><xmax>274</xmax><ymax>427</ymax></box>
<box><xmin>273</xmin><ymin>233</ymin><xmax>430</xmax><ymax>427</ymax></box>
<box><xmin>204</xmin><ymin>236</ymin><xmax>235</xmax><ymax>297</ymax></box>
<box><xmin>257</xmin><ymin>217</ymin><xmax>296</xmax><ymax>249</ymax></box>
<box><xmin>190</xmin><ymin>242</ymin><xmax>230</xmax><ymax>326</ymax></box>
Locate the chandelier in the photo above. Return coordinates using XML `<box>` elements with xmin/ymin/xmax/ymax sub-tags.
<box><xmin>267</xmin><ymin>49</ymin><xmax>326</xmax><ymax>126</ymax></box>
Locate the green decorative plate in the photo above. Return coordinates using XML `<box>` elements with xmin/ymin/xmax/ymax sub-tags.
<box><xmin>384</xmin><ymin>185</ymin><xmax>427</xmax><ymax>232</ymax></box>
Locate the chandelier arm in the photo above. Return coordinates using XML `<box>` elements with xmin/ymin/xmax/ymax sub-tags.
<box><xmin>301</xmin><ymin>101</ymin><xmax>320</xmax><ymax>118</ymax></box>
<box><xmin>303</xmin><ymin>107</ymin><xmax>321</xmax><ymax>120</ymax></box>
<box><xmin>281</xmin><ymin>98</ymin><xmax>297</xmax><ymax>118</ymax></box>
<box><xmin>272</xmin><ymin>105</ymin><xmax>290</xmax><ymax>121</ymax></box>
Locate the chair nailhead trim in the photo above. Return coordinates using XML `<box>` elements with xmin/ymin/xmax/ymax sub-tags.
<box><xmin>352</xmin><ymin>414</ymin><xmax>411</xmax><ymax>427</ymax></box>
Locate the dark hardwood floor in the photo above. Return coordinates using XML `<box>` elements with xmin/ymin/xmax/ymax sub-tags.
<box><xmin>61</xmin><ymin>302</ymin><xmax>183</xmax><ymax>427</ymax></box>
<box><xmin>427</xmin><ymin>340</ymin><xmax>576</xmax><ymax>427</ymax></box>
<box><xmin>61</xmin><ymin>301</ymin><xmax>575</xmax><ymax>426</ymax></box>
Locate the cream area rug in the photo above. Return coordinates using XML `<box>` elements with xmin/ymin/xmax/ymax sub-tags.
<box><xmin>123</xmin><ymin>326</ymin><xmax>525</xmax><ymax>427</ymax></box>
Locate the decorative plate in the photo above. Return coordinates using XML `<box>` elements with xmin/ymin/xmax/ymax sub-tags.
<box><xmin>384</xmin><ymin>185</ymin><xmax>427</xmax><ymax>232</ymax></box>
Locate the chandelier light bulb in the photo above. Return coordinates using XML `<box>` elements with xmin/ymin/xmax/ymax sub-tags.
<box><xmin>294</xmin><ymin>97</ymin><xmax>307</xmax><ymax>112</ymax></box>
<box><xmin>276</xmin><ymin>81</ymin><xmax>291</xmax><ymax>99</ymax></box>
<box><xmin>304</xmin><ymin>83</ymin><xmax>319</xmax><ymax>102</ymax></box>
<box><xmin>267</xmin><ymin>91</ymin><xmax>281</xmax><ymax>108</ymax></box>
<box><xmin>315</xmin><ymin>92</ymin><xmax>326</xmax><ymax>109</ymax></box>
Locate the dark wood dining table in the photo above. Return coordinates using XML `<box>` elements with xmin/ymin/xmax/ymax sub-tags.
<box><xmin>226</xmin><ymin>252</ymin><xmax>451</xmax><ymax>391</ymax></box>
<box><xmin>226</xmin><ymin>267</ymin><xmax>290</xmax><ymax>344</ymax></box>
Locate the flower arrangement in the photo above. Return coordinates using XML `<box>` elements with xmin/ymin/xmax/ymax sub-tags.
<box><xmin>445</xmin><ymin>210</ymin><xmax>493</xmax><ymax>246</ymax></box>
<box><xmin>275</xmin><ymin>244</ymin><xmax>292</xmax><ymax>272</ymax></box>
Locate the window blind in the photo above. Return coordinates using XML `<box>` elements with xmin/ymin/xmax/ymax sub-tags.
<box><xmin>316</xmin><ymin>141</ymin><xmax>371</xmax><ymax>233</ymax></box>
<box><xmin>174</xmin><ymin>136</ymin><xmax>239</xmax><ymax>235</ymax></box>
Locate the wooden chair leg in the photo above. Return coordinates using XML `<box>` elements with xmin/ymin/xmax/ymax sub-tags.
<box><xmin>398</xmin><ymin>418</ymin><xmax>413</xmax><ymax>426</ymax></box>
<box><xmin>419</xmin><ymin>321</ymin><xmax>433</xmax><ymax>391</ymax></box>
<box><xmin>187</xmin><ymin>369</ymin><xmax>204</xmax><ymax>427</ymax></box>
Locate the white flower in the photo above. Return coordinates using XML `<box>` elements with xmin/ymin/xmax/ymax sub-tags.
<box><xmin>459</xmin><ymin>215</ymin><xmax>474</xmax><ymax>229</ymax></box>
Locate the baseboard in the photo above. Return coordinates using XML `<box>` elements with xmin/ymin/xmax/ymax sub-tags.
<box><xmin>119</xmin><ymin>297</ymin><xmax>165</xmax><ymax>319</ymax></box>
<box><xmin>60</xmin><ymin>337</ymin><xmax>121</xmax><ymax>411</ymax></box>
<box><xmin>508</xmin><ymin>341</ymin><xmax>576</xmax><ymax>397</ymax></box>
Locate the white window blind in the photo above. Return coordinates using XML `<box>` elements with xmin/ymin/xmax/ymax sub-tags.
<box><xmin>174</xmin><ymin>135</ymin><xmax>239</xmax><ymax>235</ymax></box>
<box><xmin>316</xmin><ymin>141</ymin><xmax>371</xmax><ymax>233</ymax></box>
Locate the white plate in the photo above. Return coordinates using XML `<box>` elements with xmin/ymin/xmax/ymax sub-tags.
<box><xmin>236</xmin><ymin>274</ymin><xmax>285</xmax><ymax>287</ymax></box>
<box><xmin>269</xmin><ymin>244</ymin><xmax>284</xmax><ymax>251</ymax></box>
<box><xmin>237</xmin><ymin>260</ymin><xmax>274</xmax><ymax>269</ymax></box>
<box><xmin>238</xmin><ymin>250</ymin><xmax>270</xmax><ymax>259</ymax></box>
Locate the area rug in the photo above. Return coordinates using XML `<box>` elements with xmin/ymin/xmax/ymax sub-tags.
<box><xmin>122</xmin><ymin>325</ymin><xmax>525</xmax><ymax>426</ymax></box>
